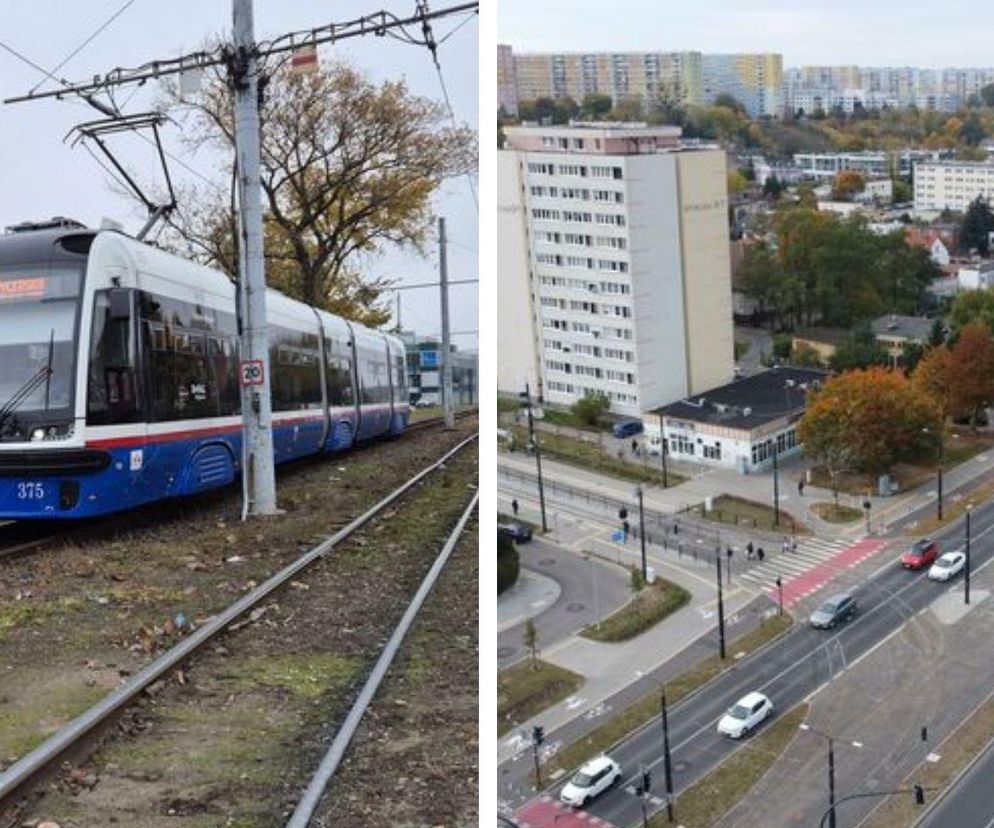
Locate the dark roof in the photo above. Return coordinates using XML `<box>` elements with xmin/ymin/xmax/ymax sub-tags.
<box><xmin>871</xmin><ymin>314</ymin><xmax>933</xmax><ymax>342</ymax></box>
<box><xmin>651</xmin><ymin>366</ymin><xmax>829</xmax><ymax>431</ymax></box>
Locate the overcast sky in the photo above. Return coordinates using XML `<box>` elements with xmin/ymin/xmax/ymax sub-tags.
<box><xmin>499</xmin><ymin>0</ymin><xmax>994</xmax><ymax>69</ymax></box>
<box><xmin>0</xmin><ymin>1</ymin><xmax>478</xmax><ymax>349</ymax></box>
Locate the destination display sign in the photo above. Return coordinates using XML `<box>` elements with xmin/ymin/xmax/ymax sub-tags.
<box><xmin>0</xmin><ymin>277</ymin><xmax>47</xmax><ymax>301</ymax></box>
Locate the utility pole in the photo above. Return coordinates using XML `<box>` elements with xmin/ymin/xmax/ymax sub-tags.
<box><xmin>772</xmin><ymin>441</ymin><xmax>780</xmax><ymax>528</ymax></box>
<box><xmin>716</xmin><ymin>547</ymin><xmax>726</xmax><ymax>659</ymax></box>
<box><xmin>525</xmin><ymin>383</ymin><xmax>548</xmax><ymax>532</ymax></box>
<box><xmin>660</xmin><ymin>686</ymin><xmax>675</xmax><ymax>822</ymax></box>
<box><xmin>233</xmin><ymin>0</ymin><xmax>278</xmax><ymax>516</ymax></box>
<box><xmin>828</xmin><ymin>736</ymin><xmax>837</xmax><ymax>828</ymax></box>
<box><xmin>965</xmin><ymin>504</ymin><xmax>972</xmax><ymax>604</ymax></box>
<box><xmin>637</xmin><ymin>485</ymin><xmax>647</xmax><ymax>581</ymax></box>
<box><xmin>439</xmin><ymin>216</ymin><xmax>454</xmax><ymax>428</ymax></box>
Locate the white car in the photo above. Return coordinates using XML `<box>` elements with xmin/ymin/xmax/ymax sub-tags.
<box><xmin>560</xmin><ymin>755</ymin><xmax>622</xmax><ymax>808</ymax></box>
<box><xmin>928</xmin><ymin>551</ymin><xmax>966</xmax><ymax>582</ymax></box>
<box><xmin>716</xmin><ymin>691</ymin><xmax>773</xmax><ymax>739</ymax></box>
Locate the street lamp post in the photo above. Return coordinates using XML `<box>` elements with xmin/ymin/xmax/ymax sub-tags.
<box><xmin>966</xmin><ymin>503</ymin><xmax>973</xmax><ymax>605</ymax></box>
<box><xmin>660</xmin><ymin>687</ymin><xmax>675</xmax><ymax>822</ymax></box>
<box><xmin>772</xmin><ymin>439</ymin><xmax>780</xmax><ymax>528</ymax></box>
<box><xmin>658</xmin><ymin>414</ymin><xmax>669</xmax><ymax>488</ymax></box>
<box><xmin>636</xmin><ymin>485</ymin><xmax>647</xmax><ymax>581</ymax></box>
<box><xmin>716</xmin><ymin>546</ymin><xmax>726</xmax><ymax>659</ymax></box>
<box><xmin>923</xmin><ymin>426</ymin><xmax>945</xmax><ymax>520</ymax></box>
<box><xmin>863</xmin><ymin>496</ymin><xmax>872</xmax><ymax>535</ymax></box>
<box><xmin>524</xmin><ymin>383</ymin><xmax>548</xmax><ymax>533</ymax></box>
<box><xmin>800</xmin><ymin>724</ymin><xmax>863</xmax><ymax>828</ymax></box>
<box><xmin>775</xmin><ymin>575</ymin><xmax>784</xmax><ymax>616</ymax></box>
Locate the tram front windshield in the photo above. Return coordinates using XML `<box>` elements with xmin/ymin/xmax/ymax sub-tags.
<box><xmin>0</xmin><ymin>266</ymin><xmax>81</xmax><ymax>437</ymax></box>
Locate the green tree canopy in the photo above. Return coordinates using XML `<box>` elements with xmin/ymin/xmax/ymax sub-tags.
<box><xmin>581</xmin><ymin>92</ymin><xmax>613</xmax><ymax>118</ymax></box>
<box><xmin>949</xmin><ymin>288</ymin><xmax>994</xmax><ymax>336</ymax></box>
<box><xmin>959</xmin><ymin>195</ymin><xmax>994</xmax><ymax>256</ymax></box>
<box><xmin>571</xmin><ymin>392</ymin><xmax>610</xmax><ymax>426</ymax></box>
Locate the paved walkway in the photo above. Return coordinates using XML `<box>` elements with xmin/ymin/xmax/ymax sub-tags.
<box><xmin>498</xmin><ymin>568</ymin><xmax>561</xmax><ymax>633</ymax></box>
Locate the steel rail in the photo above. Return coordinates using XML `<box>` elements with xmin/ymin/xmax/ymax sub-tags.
<box><xmin>288</xmin><ymin>487</ymin><xmax>479</xmax><ymax>827</ymax></box>
<box><xmin>0</xmin><ymin>431</ymin><xmax>478</xmax><ymax>807</ymax></box>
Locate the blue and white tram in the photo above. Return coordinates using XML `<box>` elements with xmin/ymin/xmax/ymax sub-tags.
<box><xmin>0</xmin><ymin>219</ymin><xmax>409</xmax><ymax>519</ymax></box>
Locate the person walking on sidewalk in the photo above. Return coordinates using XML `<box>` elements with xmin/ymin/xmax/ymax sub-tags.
<box><xmin>782</xmin><ymin>536</ymin><xmax>790</xmax><ymax>556</ymax></box>
<box><xmin>791</xmin><ymin>537</ymin><xmax>798</xmax><ymax>555</ymax></box>
<box><xmin>757</xmin><ymin>546</ymin><xmax>765</xmax><ymax>563</ymax></box>
<box><xmin>746</xmin><ymin>540</ymin><xmax>754</xmax><ymax>561</ymax></box>
<box><xmin>798</xmin><ymin>478</ymin><xmax>805</xmax><ymax>497</ymax></box>
<box><xmin>511</xmin><ymin>498</ymin><xmax>519</xmax><ymax>517</ymax></box>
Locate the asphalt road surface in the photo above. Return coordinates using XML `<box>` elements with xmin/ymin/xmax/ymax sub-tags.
<box><xmin>919</xmin><ymin>734</ymin><xmax>994</xmax><ymax>828</ymax></box>
<box><xmin>509</xmin><ymin>494</ymin><xmax>994</xmax><ymax>827</ymax></box>
<box><xmin>498</xmin><ymin>536</ymin><xmax>629</xmax><ymax>668</ymax></box>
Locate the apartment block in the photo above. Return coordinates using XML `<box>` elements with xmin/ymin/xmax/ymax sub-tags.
<box><xmin>502</xmin><ymin>46</ymin><xmax>705</xmax><ymax>108</ymax></box>
<box><xmin>915</xmin><ymin>160</ymin><xmax>994</xmax><ymax>212</ymax></box>
<box><xmin>702</xmin><ymin>53</ymin><xmax>784</xmax><ymax>118</ymax></box>
<box><xmin>498</xmin><ymin>43</ymin><xmax>519</xmax><ymax>115</ymax></box>
<box><xmin>497</xmin><ymin>123</ymin><xmax>734</xmax><ymax>417</ymax></box>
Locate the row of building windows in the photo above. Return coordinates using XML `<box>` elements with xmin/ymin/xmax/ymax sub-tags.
<box><xmin>750</xmin><ymin>429</ymin><xmax>798</xmax><ymax>465</ymax></box>
<box><xmin>529</xmin><ymin>184</ymin><xmax>625</xmax><ymax>204</ymax></box>
<box><xmin>527</xmin><ymin>160</ymin><xmax>624</xmax><ymax>179</ymax></box>
<box><xmin>534</xmin><ymin>252</ymin><xmax>629</xmax><ymax>272</ymax></box>
<box><xmin>535</xmin><ymin>231</ymin><xmax>627</xmax><ymax>250</ymax></box>
<box><xmin>541</xmin><ymin>318</ymin><xmax>634</xmax><ymax>339</ymax></box>
<box><xmin>537</xmin><ymin>275</ymin><xmax>631</xmax><ymax>294</ymax></box>
<box><xmin>530</xmin><ymin>208</ymin><xmax>627</xmax><ymax>227</ymax></box>
<box><xmin>538</xmin><ymin>297</ymin><xmax>632</xmax><ymax>317</ymax></box>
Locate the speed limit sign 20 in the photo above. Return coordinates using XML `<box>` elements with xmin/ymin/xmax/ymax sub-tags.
<box><xmin>240</xmin><ymin>360</ymin><xmax>265</xmax><ymax>386</ymax></box>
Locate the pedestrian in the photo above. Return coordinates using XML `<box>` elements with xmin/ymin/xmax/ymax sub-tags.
<box><xmin>782</xmin><ymin>536</ymin><xmax>790</xmax><ymax>556</ymax></box>
<box><xmin>632</xmin><ymin>438</ymin><xmax>638</xmax><ymax>456</ymax></box>
<box><xmin>727</xmin><ymin>546</ymin><xmax>734</xmax><ymax>561</ymax></box>
<box><xmin>791</xmin><ymin>538</ymin><xmax>798</xmax><ymax>555</ymax></box>
<box><xmin>511</xmin><ymin>498</ymin><xmax>519</xmax><ymax>517</ymax></box>
<box><xmin>798</xmin><ymin>478</ymin><xmax>805</xmax><ymax>497</ymax></box>
<box><xmin>746</xmin><ymin>540</ymin><xmax>754</xmax><ymax>561</ymax></box>
<box><xmin>757</xmin><ymin>547</ymin><xmax>765</xmax><ymax>563</ymax></box>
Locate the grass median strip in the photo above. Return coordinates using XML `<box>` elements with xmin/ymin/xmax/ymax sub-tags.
<box><xmin>698</xmin><ymin>494</ymin><xmax>808</xmax><ymax>535</ymax></box>
<box><xmin>913</xmin><ymin>475</ymin><xmax>994</xmax><ymax>535</ymax></box>
<box><xmin>498</xmin><ymin>659</ymin><xmax>584</xmax><ymax>737</ymax></box>
<box><xmin>650</xmin><ymin>703</ymin><xmax>809</xmax><ymax>827</ymax></box>
<box><xmin>580</xmin><ymin>579</ymin><xmax>691</xmax><ymax>642</ymax></box>
<box><xmin>859</xmin><ymin>688</ymin><xmax>994</xmax><ymax>828</ymax></box>
<box><xmin>545</xmin><ymin>612</ymin><xmax>794</xmax><ymax>779</ymax></box>
<box><xmin>811</xmin><ymin>501</ymin><xmax>863</xmax><ymax>524</ymax></box>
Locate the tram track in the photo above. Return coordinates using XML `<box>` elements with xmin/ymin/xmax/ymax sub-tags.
<box><xmin>0</xmin><ymin>425</ymin><xmax>478</xmax><ymax>824</ymax></box>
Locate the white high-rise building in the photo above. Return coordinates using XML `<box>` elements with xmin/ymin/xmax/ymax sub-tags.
<box><xmin>498</xmin><ymin>123</ymin><xmax>734</xmax><ymax>417</ymax></box>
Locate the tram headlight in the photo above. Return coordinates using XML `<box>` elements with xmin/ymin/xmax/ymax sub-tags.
<box><xmin>30</xmin><ymin>428</ymin><xmax>46</xmax><ymax>441</ymax></box>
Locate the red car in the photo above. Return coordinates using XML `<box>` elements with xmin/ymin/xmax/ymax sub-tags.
<box><xmin>902</xmin><ymin>538</ymin><xmax>939</xmax><ymax>570</ymax></box>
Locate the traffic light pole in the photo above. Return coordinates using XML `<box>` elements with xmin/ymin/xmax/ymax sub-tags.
<box><xmin>524</xmin><ymin>383</ymin><xmax>548</xmax><ymax>533</ymax></box>
<box><xmin>772</xmin><ymin>441</ymin><xmax>780</xmax><ymax>527</ymax></box>
<box><xmin>965</xmin><ymin>506</ymin><xmax>972</xmax><ymax>604</ymax></box>
<box><xmin>716</xmin><ymin>548</ymin><xmax>726</xmax><ymax>659</ymax></box>
<box><xmin>531</xmin><ymin>725</ymin><xmax>544</xmax><ymax>788</ymax></box>
<box><xmin>828</xmin><ymin>737</ymin><xmax>836</xmax><ymax>828</ymax></box>
<box><xmin>818</xmin><ymin>787</ymin><xmax>928</xmax><ymax>828</ymax></box>
<box><xmin>638</xmin><ymin>486</ymin><xmax>647</xmax><ymax>581</ymax></box>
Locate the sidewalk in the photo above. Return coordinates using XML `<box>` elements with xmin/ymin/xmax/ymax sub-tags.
<box><xmin>497</xmin><ymin>568</ymin><xmax>560</xmax><ymax>634</ymax></box>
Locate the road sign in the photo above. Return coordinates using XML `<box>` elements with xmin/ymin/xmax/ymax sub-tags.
<box><xmin>611</xmin><ymin>529</ymin><xmax>625</xmax><ymax>543</ymax></box>
<box><xmin>239</xmin><ymin>359</ymin><xmax>264</xmax><ymax>386</ymax></box>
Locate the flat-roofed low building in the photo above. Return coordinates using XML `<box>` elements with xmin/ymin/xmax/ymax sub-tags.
<box><xmin>871</xmin><ymin>314</ymin><xmax>934</xmax><ymax>365</ymax></box>
<box><xmin>646</xmin><ymin>366</ymin><xmax>829</xmax><ymax>473</ymax></box>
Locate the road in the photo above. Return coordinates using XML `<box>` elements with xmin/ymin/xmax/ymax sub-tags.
<box><xmin>508</xmin><ymin>493</ymin><xmax>994</xmax><ymax>828</ymax></box>
<box><xmin>919</xmin><ymin>733</ymin><xmax>994</xmax><ymax>828</ymax></box>
<box><xmin>498</xmin><ymin>535</ymin><xmax>629</xmax><ymax>668</ymax></box>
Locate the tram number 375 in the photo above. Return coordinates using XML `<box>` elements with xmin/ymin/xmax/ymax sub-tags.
<box><xmin>16</xmin><ymin>482</ymin><xmax>46</xmax><ymax>500</ymax></box>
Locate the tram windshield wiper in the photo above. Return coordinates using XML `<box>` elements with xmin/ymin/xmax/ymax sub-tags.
<box><xmin>0</xmin><ymin>365</ymin><xmax>54</xmax><ymax>436</ymax></box>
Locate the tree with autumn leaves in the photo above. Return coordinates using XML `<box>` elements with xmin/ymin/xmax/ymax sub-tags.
<box><xmin>913</xmin><ymin>323</ymin><xmax>994</xmax><ymax>429</ymax></box>
<box><xmin>799</xmin><ymin>367</ymin><xmax>940</xmax><ymax>480</ymax></box>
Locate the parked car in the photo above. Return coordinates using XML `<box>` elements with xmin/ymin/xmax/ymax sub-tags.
<box><xmin>498</xmin><ymin>522</ymin><xmax>532</xmax><ymax>543</ymax></box>
<box><xmin>612</xmin><ymin>419</ymin><xmax>643</xmax><ymax>439</ymax></box>
<box><xmin>716</xmin><ymin>691</ymin><xmax>773</xmax><ymax>739</ymax></box>
<box><xmin>928</xmin><ymin>551</ymin><xmax>966</xmax><ymax>582</ymax></box>
<box><xmin>560</xmin><ymin>755</ymin><xmax>622</xmax><ymax>808</ymax></box>
<box><xmin>809</xmin><ymin>592</ymin><xmax>857</xmax><ymax>629</ymax></box>
<box><xmin>901</xmin><ymin>538</ymin><xmax>939</xmax><ymax>570</ymax></box>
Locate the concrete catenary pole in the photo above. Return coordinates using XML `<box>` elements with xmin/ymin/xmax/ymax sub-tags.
<box><xmin>233</xmin><ymin>0</ymin><xmax>278</xmax><ymax>515</ymax></box>
<box><xmin>439</xmin><ymin>216</ymin><xmax>454</xmax><ymax>428</ymax></box>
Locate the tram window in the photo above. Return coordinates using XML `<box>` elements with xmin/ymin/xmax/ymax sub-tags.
<box><xmin>269</xmin><ymin>326</ymin><xmax>322</xmax><ymax>411</ymax></box>
<box><xmin>326</xmin><ymin>355</ymin><xmax>353</xmax><ymax>407</ymax></box>
<box><xmin>88</xmin><ymin>290</ymin><xmax>142</xmax><ymax>425</ymax></box>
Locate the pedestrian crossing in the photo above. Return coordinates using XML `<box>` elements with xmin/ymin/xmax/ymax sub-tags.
<box><xmin>738</xmin><ymin>536</ymin><xmax>853</xmax><ymax>590</ymax></box>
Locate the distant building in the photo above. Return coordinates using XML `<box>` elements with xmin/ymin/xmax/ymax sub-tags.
<box><xmin>794</xmin><ymin>150</ymin><xmax>943</xmax><ymax>182</ymax></box>
<box><xmin>497</xmin><ymin>44</ymin><xmax>519</xmax><ymax>115</ymax></box>
<box><xmin>702</xmin><ymin>53</ymin><xmax>784</xmax><ymax>118</ymax></box>
<box><xmin>871</xmin><ymin>314</ymin><xmax>934</xmax><ymax>365</ymax></box>
<box><xmin>914</xmin><ymin>160</ymin><xmax>994</xmax><ymax>212</ymax></box>
<box><xmin>401</xmin><ymin>334</ymin><xmax>478</xmax><ymax>406</ymax></box>
<box><xmin>905</xmin><ymin>226</ymin><xmax>955</xmax><ymax>266</ymax></box>
<box><xmin>498</xmin><ymin>122</ymin><xmax>734</xmax><ymax>417</ymax></box>
<box><xmin>646</xmin><ymin>366</ymin><xmax>829</xmax><ymax>473</ymax></box>
<box><xmin>958</xmin><ymin>260</ymin><xmax>994</xmax><ymax>290</ymax></box>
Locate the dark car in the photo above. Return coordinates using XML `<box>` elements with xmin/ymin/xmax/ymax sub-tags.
<box><xmin>612</xmin><ymin>419</ymin><xmax>643</xmax><ymax>439</ymax></box>
<box><xmin>498</xmin><ymin>522</ymin><xmax>532</xmax><ymax>543</ymax></box>
<box><xmin>901</xmin><ymin>538</ymin><xmax>939</xmax><ymax>570</ymax></box>
<box><xmin>809</xmin><ymin>592</ymin><xmax>856</xmax><ymax>629</ymax></box>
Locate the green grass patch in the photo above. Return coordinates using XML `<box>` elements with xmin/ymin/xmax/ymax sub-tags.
<box><xmin>698</xmin><ymin>494</ymin><xmax>807</xmax><ymax>535</ymax></box>
<box><xmin>810</xmin><ymin>501</ymin><xmax>863</xmax><ymax>524</ymax></box>
<box><xmin>545</xmin><ymin>613</ymin><xmax>794</xmax><ymax>779</ymax></box>
<box><xmin>0</xmin><ymin>596</ymin><xmax>84</xmax><ymax>637</ymax></box>
<box><xmin>498</xmin><ymin>659</ymin><xmax>584</xmax><ymax>737</ymax></box>
<box><xmin>652</xmin><ymin>703</ymin><xmax>808</xmax><ymax>827</ymax></box>
<box><xmin>498</xmin><ymin>395</ymin><xmax>522</xmax><ymax>413</ymax></box>
<box><xmin>510</xmin><ymin>425</ymin><xmax>684</xmax><ymax>487</ymax></box>
<box><xmin>580</xmin><ymin>580</ymin><xmax>691</xmax><ymax>642</ymax></box>
<box><xmin>540</xmin><ymin>407</ymin><xmax>609</xmax><ymax>433</ymax></box>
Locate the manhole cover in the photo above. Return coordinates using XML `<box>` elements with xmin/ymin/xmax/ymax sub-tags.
<box><xmin>539</xmin><ymin>557</ymin><xmax>556</xmax><ymax>566</ymax></box>
<box><xmin>673</xmin><ymin>761</ymin><xmax>689</xmax><ymax>773</ymax></box>
<box><xmin>497</xmin><ymin>646</ymin><xmax>515</xmax><ymax>658</ymax></box>
<box><xmin>566</xmin><ymin>602</ymin><xmax>586</xmax><ymax>613</ymax></box>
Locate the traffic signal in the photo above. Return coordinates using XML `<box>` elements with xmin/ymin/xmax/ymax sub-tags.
<box><xmin>619</xmin><ymin>507</ymin><xmax>628</xmax><ymax>521</ymax></box>
<box><xmin>532</xmin><ymin>725</ymin><xmax>544</xmax><ymax>746</ymax></box>
<box><xmin>921</xmin><ymin>726</ymin><xmax>928</xmax><ymax>742</ymax></box>
<box><xmin>914</xmin><ymin>784</ymin><xmax>925</xmax><ymax>805</ymax></box>
<box><xmin>775</xmin><ymin>576</ymin><xmax>782</xmax><ymax>588</ymax></box>
<box><xmin>673</xmin><ymin>522</ymin><xmax>679</xmax><ymax>535</ymax></box>
<box><xmin>623</xmin><ymin>520</ymin><xmax>631</xmax><ymax>540</ymax></box>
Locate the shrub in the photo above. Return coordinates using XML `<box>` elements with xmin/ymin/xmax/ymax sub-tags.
<box><xmin>571</xmin><ymin>391</ymin><xmax>610</xmax><ymax>426</ymax></box>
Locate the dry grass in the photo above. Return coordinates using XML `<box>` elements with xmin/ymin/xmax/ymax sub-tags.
<box><xmin>811</xmin><ymin>501</ymin><xmax>863</xmax><ymax>523</ymax></box>
<box><xmin>580</xmin><ymin>579</ymin><xmax>691</xmax><ymax>642</ymax></box>
<box><xmin>698</xmin><ymin>494</ymin><xmax>808</xmax><ymax>535</ymax></box>
<box><xmin>497</xmin><ymin>660</ymin><xmax>584</xmax><ymax>737</ymax></box>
